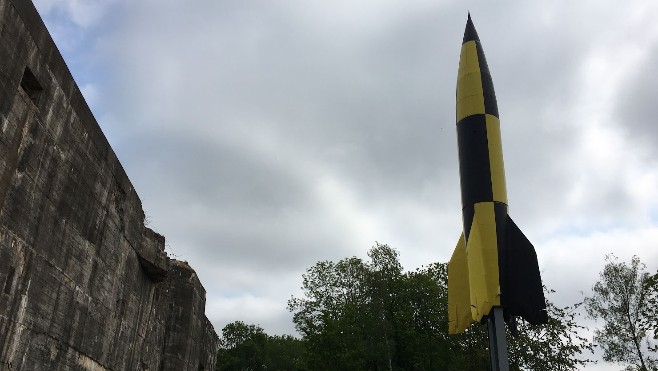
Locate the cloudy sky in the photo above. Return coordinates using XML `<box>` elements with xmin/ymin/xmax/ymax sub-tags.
<box><xmin>32</xmin><ymin>0</ymin><xmax>658</xmax><ymax>368</ymax></box>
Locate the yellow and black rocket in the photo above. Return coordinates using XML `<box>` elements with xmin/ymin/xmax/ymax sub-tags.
<box><xmin>448</xmin><ymin>15</ymin><xmax>548</xmax><ymax>334</ymax></box>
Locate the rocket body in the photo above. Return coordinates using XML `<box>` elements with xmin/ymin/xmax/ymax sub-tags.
<box><xmin>448</xmin><ymin>15</ymin><xmax>548</xmax><ymax>334</ymax></box>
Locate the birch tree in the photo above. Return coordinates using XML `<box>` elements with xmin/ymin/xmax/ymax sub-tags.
<box><xmin>585</xmin><ymin>255</ymin><xmax>658</xmax><ymax>371</ymax></box>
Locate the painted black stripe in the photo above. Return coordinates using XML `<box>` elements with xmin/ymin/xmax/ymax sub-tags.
<box><xmin>457</xmin><ymin>114</ymin><xmax>493</xmax><ymax>208</ymax></box>
<box><xmin>475</xmin><ymin>42</ymin><xmax>499</xmax><ymax>118</ymax></box>
<box><xmin>462</xmin><ymin>14</ymin><xmax>480</xmax><ymax>44</ymax></box>
<box><xmin>462</xmin><ymin>205</ymin><xmax>475</xmax><ymax>243</ymax></box>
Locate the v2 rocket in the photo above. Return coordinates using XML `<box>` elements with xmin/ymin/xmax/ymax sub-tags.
<box><xmin>448</xmin><ymin>15</ymin><xmax>548</xmax><ymax>334</ymax></box>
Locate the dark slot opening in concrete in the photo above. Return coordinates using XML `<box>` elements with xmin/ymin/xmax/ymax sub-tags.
<box><xmin>20</xmin><ymin>67</ymin><xmax>43</xmax><ymax>105</ymax></box>
<box><xmin>4</xmin><ymin>266</ymin><xmax>15</xmax><ymax>294</ymax></box>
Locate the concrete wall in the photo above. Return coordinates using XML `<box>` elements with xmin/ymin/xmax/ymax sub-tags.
<box><xmin>0</xmin><ymin>1</ymin><xmax>218</xmax><ymax>369</ymax></box>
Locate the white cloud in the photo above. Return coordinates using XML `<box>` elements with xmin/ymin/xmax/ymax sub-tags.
<box><xmin>208</xmin><ymin>294</ymin><xmax>295</xmax><ymax>335</ymax></box>
<box><xmin>541</xmin><ymin>226</ymin><xmax>658</xmax><ymax>309</ymax></box>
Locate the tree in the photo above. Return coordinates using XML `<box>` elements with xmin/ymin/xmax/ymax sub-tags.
<box><xmin>642</xmin><ymin>270</ymin><xmax>658</xmax><ymax>354</ymax></box>
<box><xmin>286</xmin><ymin>255</ymin><xmax>371</xmax><ymax>370</ymax></box>
<box><xmin>287</xmin><ymin>244</ymin><xmax>457</xmax><ymax>370</ymax></box>
<box><xmin>216</xmin><ymin>321</ymin><xmax>308</xmax><ymax>371</ymax></box>
<box><xmin>258</xmin><ymin>334</ymin><xmax>308</xmax><ymax>370</ymax></box>
<box><xmin>584</xmin><ymin>255</ymin><xmax>658</xmax><ymax>370</ymax></box>
<box><xmin>507</xmin><ymin>293</ymin><xmax>594</xmax><ymax>370</ymax></box>
<box><xmin>217</xmin><ymin>321</ymin><xmax>268</xmax><ymax>371</ymax></box>
<box><xmin>288</xmin><ymin>243</ymin><xmax>593</xmax><ymax>370</ymax></box>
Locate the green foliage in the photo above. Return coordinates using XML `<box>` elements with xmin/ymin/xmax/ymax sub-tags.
<box><xmin>508</xmin><ymin>295</ymin><xmax>594</xmax><ymax>370</ymax></box>
<box><xmin>220</xmin><ymin>321</ymin><xmax>266</xmax><ymax>350</ymax></box>
<box><xmin>216</xmin><ymin>243</ymin><xmax>595</xmax><ymax>370</ymax></box>
<box><xmin>645</xmin><ymin>271</ymin><xmax>658</xmax><ymax>352</ymax></box>
<box><xmin>287</xmin><ymin>244</ymin><xmax>462</xmax><ymax>370</ymax></box>
<box><xmin>585</xmin><ymin>255</ymin><xmax>658</xmax><ymax>371</ymax></box>
<box><xmin>216</xmin><ymin>321</ymin><xmax>308</xmax><ymax>371</ymax></box>
<box><xmin>287</xmin><ymin>243</ymin><xmax>593</xmax><ymax>370</ymax></box>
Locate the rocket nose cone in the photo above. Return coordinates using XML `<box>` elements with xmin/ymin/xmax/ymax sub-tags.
<box><xmin>463</xmin><ymin>13</ymin><xmax>480</xmax><ymax>44</ymax></box>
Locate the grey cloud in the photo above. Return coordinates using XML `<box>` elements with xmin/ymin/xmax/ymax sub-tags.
<box><xmin>615</xmin><ymin>45</ymin><xmax>658</xmax><ymax>156</ymax></box>
<box><xmin>34</xmin><ymin>0</ymin><xmax>658</xmax><ymax>341</ymax></box>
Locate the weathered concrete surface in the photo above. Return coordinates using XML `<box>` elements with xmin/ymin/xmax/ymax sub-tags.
<box><xmin>0</xmin><ymin>1</ymin><xmax>219</xmax><ymax>370</ymax></box>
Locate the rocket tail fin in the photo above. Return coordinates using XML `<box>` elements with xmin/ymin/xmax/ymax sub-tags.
<box><xmin>448</xmin><ymin>233</ymin><xmax>473</xmax><ymax>334</ymax></box>
<box><xmin>500</xmin><ymin>216</ymin><xmax>548</xmax><ymax>325</ymax></box>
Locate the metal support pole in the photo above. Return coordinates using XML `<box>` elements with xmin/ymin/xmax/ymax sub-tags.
<box><xmin>487</xmin><ymin>307</ymin><xmax>509</xmax><ymax>371</ymax></box>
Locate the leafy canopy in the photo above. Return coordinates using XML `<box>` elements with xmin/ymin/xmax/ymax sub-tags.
<box><xmin>287</xmin><ymin>243</ymin><xmax>593</xmax><ymax>370</ymax></box>
<box><xmin>585</xmin><ymin>255</ymin><xmax>658</xmax><ymax>371</ymax></box>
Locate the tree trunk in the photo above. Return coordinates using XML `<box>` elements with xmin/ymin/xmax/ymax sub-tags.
<box><xmin>626</xmin><ymin>306</ymin><xmax>647</xmax><ymax>371</ymax></box>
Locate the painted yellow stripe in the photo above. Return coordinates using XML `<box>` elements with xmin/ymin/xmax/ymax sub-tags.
<box><xmin>456</xmin><ymin>41</ymin><xmax>485</xmax><ymax>122</ymax></box>
<box><xmin>448</xmin><ymin>233</ymin><xmax>473</xmax><ymax>334</ymax></box>
<box><xmin>466</xmin><ymin>202</ymin><xmax>501</xmax><ymax>321</ymax></box>
<box><xmin>485</xmin><ymin>114</ymin><xmax>508</xmax><ymax>204</ymax></box>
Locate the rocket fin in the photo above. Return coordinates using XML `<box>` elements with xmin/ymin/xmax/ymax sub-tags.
<box><xmin>500</xmin><ymin>216</ymin><xmax>548</xmax><ymax>324</ymax></box>
<box><xmin>448</xmin><ymin>233</ymin><xmax>472</xmax><ymax>334</ymax></box>
<box><xmin>467</xmin><ymin>202</ymin><xmax>501</xmax><ymax>322</ymax></box>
